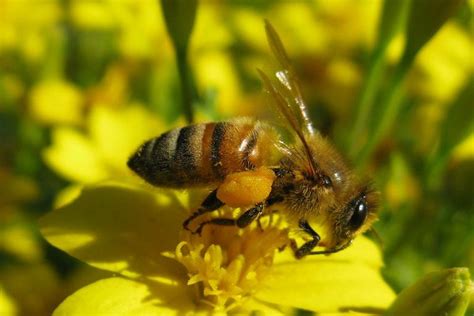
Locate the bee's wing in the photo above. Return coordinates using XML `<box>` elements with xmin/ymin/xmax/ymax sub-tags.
<box><xmin>264</xmin><ymin>20</ymin><xmax>315</xmax><ymax>136</ymax></box>
<box><xmin>258</xmin><ymin>20</ymin><xmax>318</xmax><ymax>175</ymax></box>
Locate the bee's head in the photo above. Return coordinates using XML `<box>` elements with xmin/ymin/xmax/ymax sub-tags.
<box><xmin>324</xmin><ymin>186</ymin><xmax>379</xmax><ymax>251</ymax></box>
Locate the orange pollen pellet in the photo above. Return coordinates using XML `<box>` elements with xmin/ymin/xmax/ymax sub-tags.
<box><xmin>216</xmin><ymin>167</ymin><xmax>276</xmax><ymax>207</ymax></box>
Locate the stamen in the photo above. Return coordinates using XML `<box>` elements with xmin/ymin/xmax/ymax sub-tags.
<box><xmin>172</xmin><ymin>208</ymin><xmax>289</xmax><ymax>311</ymax></box>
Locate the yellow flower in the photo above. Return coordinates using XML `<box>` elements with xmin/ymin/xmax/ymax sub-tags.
<box><xmin>0</xmin><ymin>170</ymin><xmax>65</xmax><ymax>316</ymax></box>
<box><xmin>29</xmin><ymin>80</ymin><xmax>84</xmax><ymax>126</ymax></box>
<box><xmin>0</xmin><ymin>284</ymin><xmax>17</xmax><ymax>316</ymax></box>
<box><xmin>0</xmin><ymin>170</ymin><xmax>41</xmax><ymax>262</ymax></box>
<box><xmin>40</xmin><ymin>182</ymin><xmax>395</xmax><ymax>314</ymax></box>
<box><xmin>0</xmin><ymin>263</ymin><xmax>63</xmax><ymax>316</ymax></box>
<box><xmin>42</xmin><ymin>104</ymin><xmax>167</xmax><ymax>206</ymax></box>
<box><xmin>69</xmin><ymin>0</ymin><xmax>169</xmax><ymax>59</ymax></box>
<box><xmin>0</xmin><ymin>0</ymin><xmax>62</xmax><ymax>62</ymax></box>
<box><xmin>408</xmin><ymin>22</ymin><xmax>472</xmax><ymax>103</ymax></box>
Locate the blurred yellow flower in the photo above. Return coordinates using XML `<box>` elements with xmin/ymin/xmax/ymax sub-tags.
<box><xmin>194</xmin><ymin>51</ymin><xmax>242</xmax><ymax>117</ymax></box>
<box><xmin>85</xmin><ymin>64</ymin><xmax>129</xmax><ymax>108</ymax></box>
<box><xmin>0</xmin><ymin>263</ymin><xmax>62</xmax><ymax>316</ymax></box>
<box><xmin>29</xmin><ymin>80</ymin><xmax>84</xmax><ymax>126</ymax></box>
<box><xmin>452</xmin><ymin>133</ymin><xmax>474</xmax><ymax>161</ymax></box>
<box><xmin>70</xmin><ymin>0</ymin><xmax>169</xmax><ymax>59</ymax></box>
<box><xmin>316</xmin><ymin>0</ymin><xmax>381</xmax><ymax>51</ymax></box>
<box><xmin>0</xmin><ymin>284</ymin><xmax>17</xmax><ymax>316</ymax></box>
<box><xmin>0</xmin><ymin>222</ymin><xmax>42</xmax><ymax>262</ymax></box>
<box><xmin>191</xmin><ymin>5</ymin><xmax>243</xmax><ymax>118</ymax></box>
<box><xmin>69</xmin><ymin>1</ymin><xmax>116</xmax><ymax>30</ymax></box>
<box><xmin>0</xmin><ymin>75</ymin><xmax>25</xmax><ymax>108</ymax></box>
<box><xmin>0</xmin><ymin>0</ymin><xmax>62</xmax><ymax>61</ymax></box>
<box><xmin>43</xmin><ymin>104</ymin><xmax>165</xmax><ymax>184</ymax></box>
<box><xmin>409</xmin><ymin>22</ymin><xmax>473</xmax><ymax>103</ymax></box>
<box><xmin>0</xmin><ymin>171</ymin><xmax>64</xmax><ymax>316</ymax></box>
<box><xmin>42</xmin><ymin>104</ymin><xmax>167</xmax><ymax>207</ymax></box>
<box><xmin>385</xmin><ymin>153</ymin><xmax>420</xmax><ymax>209</ymax></box>
<box><xmin>40</xmin><ymin>183</ymin><xmax>395</xmax><ymax>314</ymax></box>
<box><xmin>0</xmin><ymin>170</ymin><xmax>41</xmax><ymax>262</ymax></box>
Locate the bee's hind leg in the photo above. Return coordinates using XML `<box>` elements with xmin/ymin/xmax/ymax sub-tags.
<box><xmin>193</xmin><ymin>203</ymin><xmax>264</xmax><ymax>235</ymax></box>
<box><xmin>183</xmin><ymin>189</ymin><xmax>224</xmax><ymax>231</ymax></box>
<box><xmin>290</xmin><ymin>219</ymin><xmax>321</xmax><ymax>259</ymax></box>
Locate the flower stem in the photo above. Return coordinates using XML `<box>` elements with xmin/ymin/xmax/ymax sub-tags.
<box><xmin>160</xmin><ymin>0</ymin><xmax>198</xmax><ymax>123</ymax></box>
<box><xmin>176</xmin><ymin>48</ymin><xmax>195</xmax><ymax>124</ymax></box>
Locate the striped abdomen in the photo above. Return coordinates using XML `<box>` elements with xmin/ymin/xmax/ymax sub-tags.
<box><xmin>127</xmin><ymin>118</ymin><xmax>277</xmax><ymax>188</ymax></box>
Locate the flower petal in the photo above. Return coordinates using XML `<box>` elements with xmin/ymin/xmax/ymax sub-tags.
<box><xmin>88</xmin><ymin>105</ymin><xmax>164</xmax><ymax>173</ymax></box>
<box><xmin>274</xmin><ymin>236</ymin><xmax>384</xmax><ymax>269</ymax></box>
<box><xmin>39</xmin><ymin>183</ymin><xmax>188</xmax><ymax>283</ymax></box>
<box><xmin>0</xmin><ymin>284</ymin><xmax>17</xmax><ymax>316</ymax></box>
<box><xmin>239</xmin><ymin>298</ymin><xmax>288</xmax><ymax>315</ymax></box>
<box><xmin>257</xmin><ymin>237</ymin><xmax>394</xmax><ymax>313</ymax></box>
<box><xmin>43</xmin><ymin>128</ymin><xmax>107</xmax><ymax>184</ymax></box>
<box><xmin>53</xmin><ymin>277</ymin><xmax>196</xmax><ymax>316</ymax></box>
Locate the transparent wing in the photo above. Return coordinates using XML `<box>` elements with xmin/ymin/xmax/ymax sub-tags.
<box><xmin>258</xmin><ymin>20</ymin><xmax>318</xmax><ymax>175</ymax></box>
<box><xmin>264</xmin><ymin>20</ymin><xmax>315</xmax><ymax>136</ymax></box>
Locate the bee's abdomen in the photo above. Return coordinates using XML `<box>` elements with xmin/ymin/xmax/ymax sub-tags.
<box><xmin>127</xmin><ymin>119</ymin><xmax>275</xmax><ymax>188</ymax></box>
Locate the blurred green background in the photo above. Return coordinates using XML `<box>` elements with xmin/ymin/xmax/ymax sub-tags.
<box><xmin>0</xmin><ymin>0</ymin><xmax>472</xmax><ymax>315</ymax></box>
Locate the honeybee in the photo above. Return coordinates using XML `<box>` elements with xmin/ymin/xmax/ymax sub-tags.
<box><xmin>128</xmin><ymin>21</ymin><xmax>378</xmax><ymax>258</ymax></box>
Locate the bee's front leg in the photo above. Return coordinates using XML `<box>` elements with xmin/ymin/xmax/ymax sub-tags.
<box><xmin>291</xmin><ymin>219</ymin><xmax>321</xmax><ymax>259</ymax></box>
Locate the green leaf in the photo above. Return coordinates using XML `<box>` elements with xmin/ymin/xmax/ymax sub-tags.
<box><xmin>160</xmin><ymin>0</ymin><xmax>197</xmax><ymax>51</ymax></box>
<box><xmin>160</xmin><ymin>0</ymin><xmax>199</xmax><ymax>123</ymax></box>
<box><xmin>404</xmin><ymin>0</ymin><xmax>465</xmax><ymax>61</ymax></box>
<box><xmin>426</xmin><ymin>79</ymin><xmax>474</xmax><ymax>188</ymax></box>
<box><xmin>377</xmin><ymin>0</ymin><xmax>411</xmax><ymax>50</ymax></box>
<box><xmin>350</xmin><ymin>0</ymin><xmax>410</xmax><ymax>156</ymax></box>
<box><xmin>355</xmin><ymin>0</ymin><xmax>465</xmax><ymax>165</ymax></box>
<box><xmin>438</xmin><ymin>78</ymin><xmax>474</xmax><ymax>157</ymax></box>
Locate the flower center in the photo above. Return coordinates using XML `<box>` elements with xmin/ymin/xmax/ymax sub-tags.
<box><xmin>173</xmin><ymin>208</ymin><xmax>289</xmax><ymax>311</ymax></box>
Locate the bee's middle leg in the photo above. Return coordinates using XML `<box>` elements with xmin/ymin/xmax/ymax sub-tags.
<box><xmin>193</xmin><ymin>203</ymin><xmax>264</xmax><ymax>235</ymax></box>
<box><xmin>291</xmin><ymin>219</ymin><xmax>321</xmax><ymax>259</ymax></box>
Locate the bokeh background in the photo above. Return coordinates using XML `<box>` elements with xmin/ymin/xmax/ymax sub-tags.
<box><xmin>0</xmin><ymin>0</ymin><xmax>472</xmax><ymax>315</ymax></box>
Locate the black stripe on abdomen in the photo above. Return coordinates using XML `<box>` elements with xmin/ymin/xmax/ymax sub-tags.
<box><xmin>173</xmin><ymin>125</ymin><xmax>202</xmax><ymax>183</ymax></box>
<box><xmin>211</xmin><ymin>122</ymin><xmax>227</xmax><ymax>179</ymax></box>
<box><xmin>150</xmin><ymin>129</ymin><xmax>179</xmax><ymax>184</ymax></box>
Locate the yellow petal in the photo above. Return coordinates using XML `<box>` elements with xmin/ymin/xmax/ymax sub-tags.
<box><xmin>0</xmin><ymin>221</ymin><xmax>43</xmax><ymax>262</ymax></box>
<box><xmin>0</xmin><ymin>284</ymin><xmax>17</xmax><ymax>316</ymax></box>
<box><xmin>53</xmin><ymin>277</ymin><xmax>196</xmax><ymax>316</ymax></box>
<box><xmin>275</xmin><ymin>236</ymin><xmax>384</xmax><ymax>269</ymax></box>
<box><xmin>43</xmin><ymin>128</ymin><xmax>107</xmax><ymax>184</ymax></box>
<box><xmin>88</xmin><ymin>104</ymin><xmax>164</xmax><ymax>173</ymax></box>
<box><xmin>238</xmin><ymin>298</ymin><xmax>288</xmax><ymax>315</ymax></box>
<box><xmin>29</xmin><ymin>80</ymin><xmax>83</xmax><ymax>126</ymax></box>
<box><xmin>53</xmin><ymin>184</ymin><xmax>83</xmax><ymax>209</ymax></box>
<box><xmin>0</xmin><ymin>262</ymin><xmax>62</xmax><ymax>316</ymax></box>
<box><xmin>257</xmin><ymin>237</ymin><xmax>394</xmax><ymax>313</ymax></box>
<box><xmin>39</xmin><ymin>182</ymin><xmax>188</xmax><ymax>283</ymax></box>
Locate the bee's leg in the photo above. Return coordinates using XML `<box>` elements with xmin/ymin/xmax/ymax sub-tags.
<box><xmin>236</xmin><ymin>203</ymin><xmax>264</xmax><ymax>227</ymax></box>
<box><xmin>290</xmin><ymin>219</ymin><xmax>321</xmax><ymax>259</ymax></box>
<box><xmin>183</xmin><ymin>189</ymin><xmax>224</xmax><ymax>231</ymax></box>
<box><xmin>193</xmin><ymin>203</ymin><xmax>264</xmax><ymax>235</ymax></box>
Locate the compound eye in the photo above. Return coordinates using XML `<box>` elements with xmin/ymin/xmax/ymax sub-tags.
<box><xmin>321</xmin><ymin>175</ymin><xmax>332</xmax><ymax>188</ymax></box>
<box><xmin>348</xmin><ymin>198</ymin><xmax>368</xmax><ymax>230</ymax></box>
